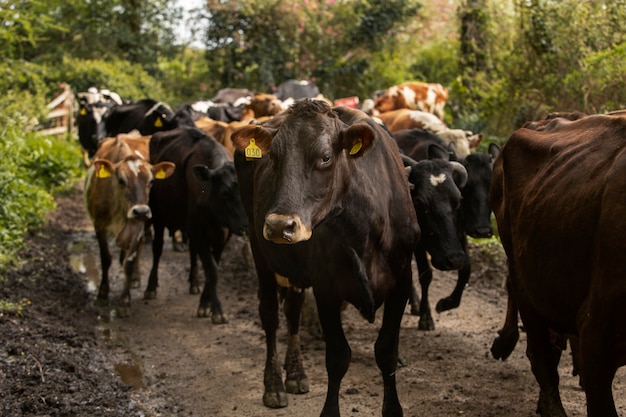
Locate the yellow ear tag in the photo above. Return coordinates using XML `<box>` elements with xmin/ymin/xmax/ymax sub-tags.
<box><xmin>349</xmin><ymin>139</ymin><xmax>363</xmax><ymax>155</ymax></box>
<box><xmin>245</xmin><ymin>138</ymin><xmax>263</xmax><ymax>160</ymax></box>
<box><xmin>96</xmin><ymin>165</ymin><xmax>111</xmax><ymax>178</ymax></box>
<box><xmin>154</xmin><ymin>169</ymin><xmax>166</xmax><ymax>179</ymax></box>
<box><xmin>154</xmin><ymin>117</ymin><xmax>163</xmax><ymax>127</ymax></box>
<box><xmin>80</xmin><ymin>108</ymin><xmax>87</xmax><ymax>115</ymax></box>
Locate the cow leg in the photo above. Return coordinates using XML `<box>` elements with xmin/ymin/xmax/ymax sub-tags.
<box><xmin>315</xmin><ymin>290</ymin><xmax>349</xmax><ymax>417</ymax></box>
<box><xmin>436</xmin><ymin>234</ymin><xmax>469</xmax><ymax>313</ymax></box>
<box><xmin>519</xmin><ymin>302</ymin><xmax>567</xmax><ymax>417</ymax></box>
<box><xmin>490</xmin><ymin>276</ymin><xmax>520</xmax><ymax>360</ymax></box>
<box><xmin>376</xmin><ymin>270</ymin><xmax>410</xmax><ymax>417</ymax></box>
<box><xmin>145</xmin><ymin>222</ymin><xmax>165</xmax><ymax>300</ymax></box>
<box><xmin>95</xmin><ymin>230</ymin><xmax>112</xmax><ymax>305</ymax></box>
<box><xmin>117</xmin><ymin>254</ymin><xmax>135</xmax><ymax>318</ymax></box>
<box><xmin>414</xmin><ymin>246</ymin><xmax>435</xmax><ymax>330</ymax></box>
<box><xmin>187</xmin><ymin>239</ymin><xmax>200</xmax><ymax>295</ymax></box>
<box><xmin>195</xmin><ymin>236</ymin><xmax>227</xmax><ymax>324</ymax></box>
<box><xmin>283</xmin><ymin>287</ymin><xmax>309</xmax><ymax>395</ymax></box>
<box><xmin>578</xmin><ymin>316</ymin><xmax>618</xmax><ymax>416</ymax></box>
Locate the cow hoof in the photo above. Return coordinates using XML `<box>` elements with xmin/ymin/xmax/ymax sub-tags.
<box><xmin>189</xmin><ymin>285</ymin><xmax>200</xmax><ymax>295</ymax></box>
<box><xmin>490</xmin><ymin>333</ymin><xmax>518</xmax><ymax>360</ymax></box>
<box><xmin>131</xmin><ymin>279</ymin><xmax>141</xmax><ymax>289</ymax></box>
<box><xmin>144</xmin><ymin>290</ymin><xmax>157</xmax><ymax>300</ymax></box>
<box><xmin>197</xmin><ymin>306</ymin><xmax>209</xmax><ymax>318</ymax></box>
<box><xmin>263</xmin><ymin>391</ymin><xmax>288</xmax><ymax>409</ymax></box>
<box><xmin>211</xmin><ymin>313</ymin><xmax>228</xmax><ymax>325</ymax></box>
<box><xmin>285</xmin><ymin>377</ymin><xmax>309</xmax><ymax>394</ymax></box>
<box><xmin>418</xmin><ymin>317</ymin><xmax>435</xmax><ymax>331</ymax></box>
<box><xmin>435</xmin><ymin>297</ymin><xmax>459</xmax><ymax>313</ymax></box>
<box><xmin>173</xmin><ymin>241</ymin><xmax>187</xmax><ymax>252</ymax></box>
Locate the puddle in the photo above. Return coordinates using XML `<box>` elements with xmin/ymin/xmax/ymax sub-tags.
<box><xmin>114</xmin><ymin>363</ymin><xmax>145</xmax><ymax>390</ymax></box>
<box><xmin>67</xmin><ymin>231</ymin><xmax>148</xmax><ymax>392</ymax></box>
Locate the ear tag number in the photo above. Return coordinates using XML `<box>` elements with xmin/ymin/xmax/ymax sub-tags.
<box><xmin>349</xmin><ymin>139</ymin><xmax>363</xmax><ymax>155</ymax></box>
<box><xmin>96</xmin><ymin>165</ymin><xmax>111</xmax><ymax>178</ymax></box>
<box><xmin>155</xmin><ymin>169</ymin><xmax>166</xmax><ymax>179</ymax></box>
<box><xmin>154</xmin><ymin>117</ymin><xmax>163</xmax><ymax>127</ymax></box>
<box><xmin>245</xmin><ymin>138</ymin><xmax>263</xmax><ymax>160</ymax></box>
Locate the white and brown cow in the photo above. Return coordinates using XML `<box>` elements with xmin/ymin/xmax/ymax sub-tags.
<box><xmin>373</xmin><ymin>81</ymin><xmax>449</xmax><ymax>120</ymax></box>
<box><xmin>84</xmin><ymin>132</ymin><xmax>175</xmax><ymax>317</ymax></box>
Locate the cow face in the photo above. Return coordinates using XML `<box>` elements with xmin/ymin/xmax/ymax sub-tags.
<box><xmin>90</xmin><ymin>157</ymin><xmax>175</xmax><ymax>249</ymax></box>
<box><xmin>77</xmin><ymin>98</ymin><xmax>115</xmax><ymax>157</ymax></box>
<box><xmin>406</xmin><ymin>145</ymin><xmax>467</xmax><ymax>270</ymax></box>
<box><xmin>192</xmin><ymin>162</ymin><xmax>248</xmax><ymax>236</ymax></box>
<box><xmin>460</xmin><ymin>143</ymin><xmax>500</xmax><ymax>238</ymax></box>
<box><xmin>231</xmin><ymin>99</ymin><xmax>374</xmax><ymax>244</ymax></box>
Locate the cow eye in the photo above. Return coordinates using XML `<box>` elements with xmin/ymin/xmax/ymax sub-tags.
<box><xmin>320</xmin><ymin>154</ymin><xmax>332</xmax><ymax>166</ymax></box>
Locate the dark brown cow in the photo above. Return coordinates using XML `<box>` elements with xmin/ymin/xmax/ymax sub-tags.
<box><xmin>490</xmin><ymin>112</ymin><xmax>626</xmax><ymax>417</ymax></box>
<box><xmin>231</xmin><ymin>99</ymin><xmax>419</xmax><ymax>416</ymax></box>
<box><xmin>146</xmin><ymin>126</ymin><xmax>248</xmax><ymax>323</ymax></box>
<box><xmin>84</xmin><ymin>132</ymin><xmax>175</xmax><ymax>317</ymax></box>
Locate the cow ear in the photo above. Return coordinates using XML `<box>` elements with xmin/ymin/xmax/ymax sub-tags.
<box><xmin>488</xmin><ymin>143</ymin><xmax>501</xmax><ymax>162</ymax></box>
<box><xmin>427</xmin><ymin>143</ymin><xmax>449</xmax><ymax>161</ymax></box>
<box><xmin>231</xmin><ymin>124</ymin><xmax>276</xmax><ymax>158</ymax></box>
<box><xmin>152</xmin><ymin>161</ymin><xmax>175</xmax><ymax>180</ymax></box>
<box><xmin>342</xmin><ymin>123</ymin><xmax>374</xmax><ymax>158</ymax></box>
<box><xmin>93</xmin><ymin>159</ymin><xmax>114</xmax><ymax>179</ymax></box>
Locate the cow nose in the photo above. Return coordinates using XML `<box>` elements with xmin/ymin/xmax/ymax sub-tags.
<box><xmin>129</xmin><ymin>205</ymin><xmax>152</xmax><ymax>220</ymax></box>
<box><xmin>264</xmin><ymin>214</ymin><xmax>297</xmax><ymax>242</ymax></box>
<box><xmin>473</xmin><ymin>227</ymin><xmax>493</xmax><ymax>238</ymax></box>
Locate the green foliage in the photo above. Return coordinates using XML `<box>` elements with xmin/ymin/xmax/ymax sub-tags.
<box><xmin>0</xmin><ymin>124</ymin><xmax>82</xmax><ymax>272</ymax></box>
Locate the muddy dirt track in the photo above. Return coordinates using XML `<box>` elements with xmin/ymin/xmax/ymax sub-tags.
<box><xmin>1</xmin><ymin>182</ymin><xmax>625</xmax><ymax>417</ymax></box>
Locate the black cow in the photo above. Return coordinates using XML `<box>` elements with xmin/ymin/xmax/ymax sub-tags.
<box><xmin>146</xmin><ymin>126</ymin><xmax>248</xmax><ymax>323</ymax></box>
<box><xmin>231</xmin><ymin>99</ymin><xmax>419</xmax><ymax>416</ymax></box>
<box><xmin>394</xmin><ymin>128</ymin><xmax>500</xmax><ymax>330</ymax></box>
<box><xmin>210</xmin><ymin>87</ymin><xmax>254</xmax><ymax>104</ymax></box>
<box><xmin>76</xmin><ymin>88</ymin><xmax>122</xmax><ymax>157</ymax></box>
<box><xmin>105</xmin><ymin>98</ymin><xmax>195</xmax><ymax>137</ymax></box>
<box><xmin>399</xmin><ymin>136</ymin><xmax>469</xmax><ymax>330</ymax></box>
<box><xmin>274</xmin><ymin>79</ymin><xmax>320</xmax><ymax>101</ymax></box>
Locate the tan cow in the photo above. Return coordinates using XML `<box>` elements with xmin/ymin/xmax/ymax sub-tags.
<box><xmin>373</xmin><ymin>81</ymin><xmax>449</xmax><ymax>120</ymax></box>
<box><xmin>84</xmin><ymin>132</ymin><xmax>175</xmax><ymax>317</ymax></box>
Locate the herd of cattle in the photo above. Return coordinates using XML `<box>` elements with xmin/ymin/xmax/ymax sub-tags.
<box><xmin>77</xmin><ymin>79</ymin><xmax>626</xmax><ymax>417</ymax></box>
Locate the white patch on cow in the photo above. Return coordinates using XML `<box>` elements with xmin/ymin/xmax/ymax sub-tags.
<box><xmin>401</xmin><ymin>86</ymin><xmax>417</xmax><ymax>108</ymax></box>
<box><xmin>134</xmin><ymin>150</ymin><xmax>146</xmax><ymax>160</ymax></box>
<box><xmin>430</xmin><ymin>173</ymin><xmax>447</xmax><ymax>187</ymax></box>
<box><xmin>426</xmin><ymin>86</ymin><xmax>437</xmax><ymax>112</ymax></box>
<box><xmin>144</xmin><ymin>101</ymin><xmax>172</xmax><ymax>117</ymax></box>
<box><xmin>408</xmin><ymin>111</ymin><xmax>447</xmax><ymax>133</ymax></box>
<box><xmin>127</xmin><ymin>159</ymin><xmax>143</xmax><ymax>176</ymax></box>
<box><xmin>388</xmin><ymin>86</ymin><xmax>399</xmax><ymax>97</ymax></box>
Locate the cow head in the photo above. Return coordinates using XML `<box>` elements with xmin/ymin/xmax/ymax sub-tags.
<box><xmin>231</xmin><ymin>99</ymin><xmax>374</xmax><ymax>244</ymax></box>
<box><xmin>373</xmin><ymin>86</ymin><xmax>405</xmax><ymax>113</ymax></box>
<box><xmin>76</xmin><ymin>96</ymin><xmax>117</xmax><ymax>157</ymax></box>
<box><xmin>192</xmin><ymin>162</ymin><xmax>248</xmax><ymax>236</ymax></box>
<box><xmin>90</xmin><ymin>156</ymin><xmax>175</xmax><ymax>250</ymax></box>
<box><xmin>460</xmin><ymin>143</ymin><xmax>500</xmax><ymax>238</ymax></box>
<box><xmin>405</xmin><ymin>144</ymin><xmax>467</xmax><ymax>270</ymax></box>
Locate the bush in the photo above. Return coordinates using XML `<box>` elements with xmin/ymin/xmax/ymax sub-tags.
<box><xmin>0</xmin><ymin>124</ymin><xmax>82</xmax><ymax>273</ymax></box>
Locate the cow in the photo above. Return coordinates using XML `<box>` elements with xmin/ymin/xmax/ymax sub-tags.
<box><xmin>273</xmin><ymin>79</ymin><xmax>320</xmax><ymax>101</ymax></box>
<box><xmin>231</xmin><ymin>99</ymin><xmax>419</xmax><ymax>416</ymax></box>
<box><xmin>210</xmin><ymin>87</ymin><xmax>254</xmax><ymax>104</ymax></box>
<box><xmin>394</xmin><ymin>128</ymin><xmax>500</xmax><ymax>330</ymax></box>
<box><xmin>76</xmin><ymin>87</ymin><xmax>123</xmax><ymax>157</ymax></box>
<box><xmin>489</xmin><ymin>112</ymin><xmax>626</xmax><ymax>417</ymax></box>
<box><xmin>84</xmin><ymin>132</ymin><xmax>175</xmax><ymax>317</ymax></box>
<box><xmin>245</xmin><ymin>93</ymin><xmax>285</xmax><ymax>118</ymax></box>
<box><xmin>375</xmin><ymin>109</ymin><xmax>483</xmax><ymax>157</ymax></box>
<box><xmin>104</xmin><ymin>98</ymin><xmax>195</xmax><ymax>137</ymax></box>
<box><xmin>146</xmin><ymin>126</ymin><xmax>248</xmax><ymax>323</ymax></box>
<box><xmin>373</xmin><ymin>82</ymin><xmax>449</xmax><ymax>120</ymax></box>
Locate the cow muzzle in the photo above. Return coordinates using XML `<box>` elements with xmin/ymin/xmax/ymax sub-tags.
<box><xmin>127</xmin><ymin>204</ymin><xmax>152</xmax><ymax>220</ymax></box>
<box><xmin>263</xmin><ymin>213</ymin><xmax>312</xmax><ymax>244</ymax></box>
